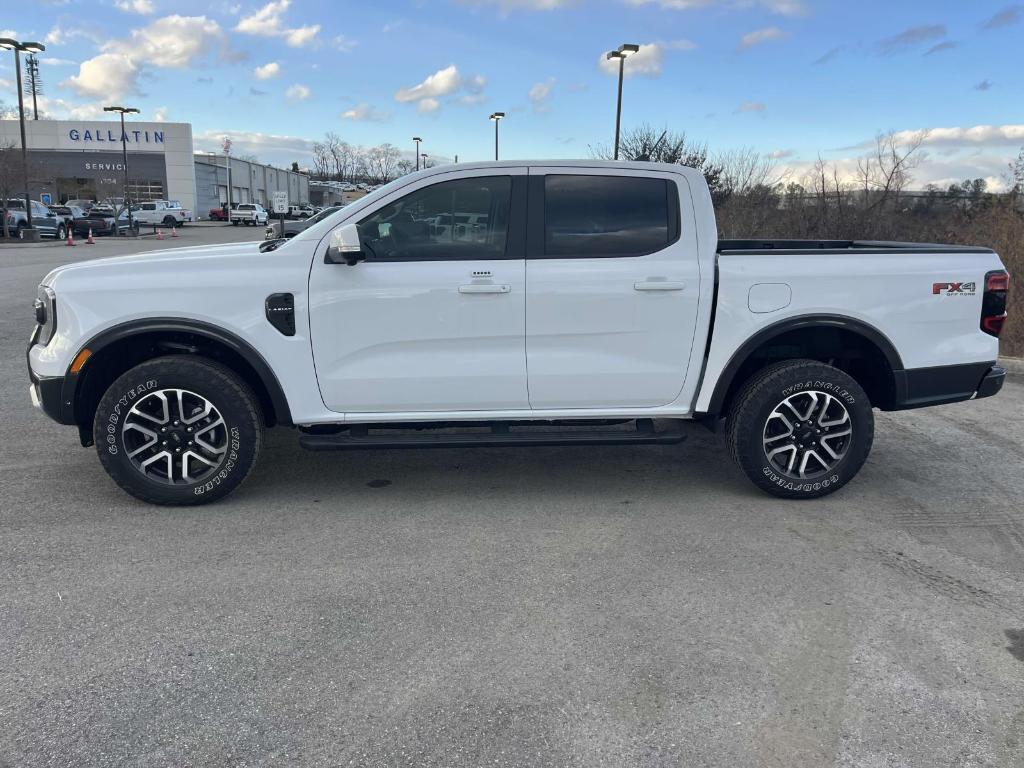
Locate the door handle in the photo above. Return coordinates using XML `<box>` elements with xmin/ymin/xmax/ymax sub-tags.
<box><xmin>634</xmin><ymin>281</ymin><xmax>686</xmax><ymax>291</ymax></box>
<box><xmin>458</xmin><ymin>284</ymin><xmax>511</xmax><ymax>294</ymax></box>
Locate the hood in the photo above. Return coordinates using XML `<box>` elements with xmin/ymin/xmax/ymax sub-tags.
<box><xmin>42</xmin><ymin>240</ymin><xmax>263</xmax><ymax>287</ymax></box>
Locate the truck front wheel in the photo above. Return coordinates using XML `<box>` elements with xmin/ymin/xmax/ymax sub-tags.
<box><xmin>93</xmin><ymin>356</ymin><xmax>263</xmax><ymax>506</ymax></box>
<box><xmin>725</xmin><ymin>359</ymin><xmax>873</xmax><ymax>499</ymax></box>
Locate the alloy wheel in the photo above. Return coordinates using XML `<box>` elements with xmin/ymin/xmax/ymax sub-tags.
<box><xmin>762</xmin><ymin>390</ymin><xmax>852</xmax><ymax>480</ymax></box>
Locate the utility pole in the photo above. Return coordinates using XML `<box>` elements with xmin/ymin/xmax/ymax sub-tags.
<box><xmin>24</xmin><ymin>53</ymin><xmax>41</xmax><ymax>120</ymax></box>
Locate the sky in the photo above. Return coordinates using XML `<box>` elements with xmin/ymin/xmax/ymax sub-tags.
<box><xmin>2</xmin><ymin>0</ymin><xmax>1023</xmax><ymax>189</ymax></box>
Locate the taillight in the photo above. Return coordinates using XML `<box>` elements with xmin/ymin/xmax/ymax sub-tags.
<box><xmin>981</xmin><ymin>269</ymin><xmax>1009</xmax><ymax>338</ymax></box>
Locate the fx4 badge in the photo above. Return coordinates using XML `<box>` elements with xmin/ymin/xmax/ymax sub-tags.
<box><xmin>933</xmin><ymin>282</ymin><xmax>976</xmax><ymax>296</ymax></box>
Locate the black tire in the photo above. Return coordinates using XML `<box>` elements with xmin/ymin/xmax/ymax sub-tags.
<box><xmin>94</xmin><ymin>356</ymin><xmax>263</xmax><ymax>506</ymax></box>
<box><xmin>56</xmin><ymin>224</ymin><xmax>67</xmax><ymax>241</ymax></box>
<box><xmin>232</xmin><ymin>220</ymin><xmax>239</xmax><ymax>226</ymax></box>
<box><xmin>15</xmin><ymin>224</ymin><xmax>25</xmax><ymax>240</ymax></box>
<box><xmin>163</xmin><ymin>215</ymin><xmax>177</xmax><ymax>227</ymax></box>
<box><xmin>725</xmin><ymin>359</ymin><xmax>873</xmax><ymax>499</ymax></box>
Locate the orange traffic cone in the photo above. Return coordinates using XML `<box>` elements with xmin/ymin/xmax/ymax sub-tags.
<box><xmin>65</xmin><ymin>229</ymin><xmax>75</xmax><ymax>246</ymax></box>
<box><xmin>171</xmin><ymin>226</ymin><xmax>178</xmax><ymax>238</ymax></box>
<box><xmin>86</xmin><ymin>228</ymin><xmax>95</xmax><ymax>245</ymax></box>
<box><xmin>156</xmin><ymin>229</ymin><xmax>165</xmax><ymax>240</ymax></box>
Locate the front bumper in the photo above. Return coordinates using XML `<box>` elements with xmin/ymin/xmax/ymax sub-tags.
<box><xmin>27</xmin><ymin>328</ymin><xmax>75</xmax><ymax>426</ymax></box>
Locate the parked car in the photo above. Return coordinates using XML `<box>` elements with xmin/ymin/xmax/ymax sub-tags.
<box><xmin>51</xmin><ymin>205</ymin><xmax>89</xmax><ymax>230</ymax></box>
<box><xmin>265</xmin><ymin>205</ymin><xmax>344</xmax><ymax>239</ymax></box>
<box><xmin>28</xmin><ymin>161</ymin><xmax>1009</xmax><ymax>506</ymax></box>
<box><xmin>72</xmin><ymin>207</ymin><xmax>139</xmax><ymax>237</ymax></box>
<box><xmin>209</xmin><ymin>207</ymin><xmax>229</xmax><ymax>221</ymax></box>
<box><xmin>65</xmin><ymin>199</ymin><xmax>95</xmax><ymax>212</ymax></box>
<box><xmin>133</xmin><ymin>200</ymin><xmax>193</xmax><ymax>228</ymax></box>
<box><xmin>231</xmin><ymin>203</ymin><xmax>269</xmax><ymax>226</ymax></box>
<box><xmin>1</xmin><ymin>199</ymin><xmax>68</xmax><ymax>240</ymax></box>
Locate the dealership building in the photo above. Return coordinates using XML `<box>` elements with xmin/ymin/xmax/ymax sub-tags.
<box><xmin>0</xmin><ymin>119</ymin><xmax>308</xmax><ymax>215</ymax></box>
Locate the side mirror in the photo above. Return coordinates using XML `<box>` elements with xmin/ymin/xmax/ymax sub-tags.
<box><xmin>325</xmin><ymin>222</ymin><xmax>366</xmax><ymax>266</ymax></box>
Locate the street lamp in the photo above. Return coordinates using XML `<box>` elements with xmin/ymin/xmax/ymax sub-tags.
<box><xmin>103</xmin><ymin>105</ymin><xmax>140</xmax><ymax>236</ymax></box>
<box><xmin>413</xmin><ymin>136</ymin><xmax>422</xmax><ymax>171</ymax></box>
<box><xmin>420</xmin><ymin>153</ymin><xmax>429</xmax><ymax>169</ymax></box>
<box><xmin>606</xmin><ymin>43</ymin><xmax>639</xmax><ymax>161</ymax></box>
<box><xmin>0</xmin><ymin>37</ymin><xmax>45</xmax><ymax>241</ymax></box>
<box><xmin>489</xmin><ymin>112</ymin><xmax>505</xmax><ymax>161</ymax></box>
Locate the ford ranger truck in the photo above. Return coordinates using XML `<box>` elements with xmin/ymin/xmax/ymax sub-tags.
<box><xmin>27</xmin><ymin>161</ymin><xmax>1009</xmax><ymax>505</ymax></box>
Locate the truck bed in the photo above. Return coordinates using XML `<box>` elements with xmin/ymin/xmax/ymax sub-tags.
<box><xmin>717</xmin><ymin>239</ymin><xmax>994</xmax><ymax>255</ymax></box>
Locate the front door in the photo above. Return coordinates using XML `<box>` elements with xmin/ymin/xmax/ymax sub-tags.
<box><xmin>309</xmin><ymin>170</ymin><xmax>529</xmax><ymax>414</ymax></box>
<box><xmin>525</xmin><ymin>169</ymin><xmax>702</xmax><ymax>409</ymax></box>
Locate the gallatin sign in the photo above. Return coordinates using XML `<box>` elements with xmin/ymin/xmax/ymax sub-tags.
<box><xmin>67</xmin><ymin>128</ymin><xmax>165</xmax><ymax>144</ymax></box>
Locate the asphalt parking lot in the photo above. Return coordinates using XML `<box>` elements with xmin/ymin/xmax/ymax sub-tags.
<box><xmin>2</xmin><ymin>226</ymin><xmax>1023</xmax><ymax>767</ymax></box>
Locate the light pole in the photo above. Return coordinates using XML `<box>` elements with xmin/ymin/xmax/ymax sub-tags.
<box><xmin>223</xmin><ymin>136</ymin><xmax>233</xmax><ymax>221</ymax></box>
<box><xmin>420</xmin><ymin>154</ymin><xmax>429</xmax><ymax>169</ymax></box>
<box><xmin>489</xmin><ymin>112</ymin><xmax>505</xmax><ymax>161</ymax></box>
<box><xmin>103</xmin><ymin>105</ymin><xmax>140</xmax><ymax>236</ymax></box>
<box><xmin>413</xmin><ymin>136</ymin><xmax>422</xmax><ymax>171</ymax></box>
<box><xmin>0</xmin><ymin>37</ymin><xmax>45</xmax><ymax>241</ymax></box>
<box><xmin>606</xmin><ymin>43</ymin><xmax>639</xmax><ymax>161</ymax></box>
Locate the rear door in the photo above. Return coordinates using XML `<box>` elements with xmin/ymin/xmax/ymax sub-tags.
<box><xmin>525</xmin><ymin>168</ymin><xmax>701</xmax><ymax>409</ymax></box>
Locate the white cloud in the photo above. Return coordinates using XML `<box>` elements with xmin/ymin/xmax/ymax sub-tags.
<box><xmin>254</xmin><ymin>61</ymin><xmax>280</xmax><ymax>79</ymax></box>
<box><xmin>333</xmin><ymin>34</ymin><xmax>357</xmax><ymax>52</ymax></box>
<box><xmin>394</xmin><ymin>64</ymin><xmax>487</xmax><ymax>112</ymax></box>
<box><xmin>40</xmin><ymin>57</ymin><xmax>77</xmax><ymax>66</ymax></box>
<box><xmin>395</xmin><ymin>64</ymin><xmax>463</xmax><ymax>102</ymax></box>
<box><xmin>63</xmin><ymin>53</ymin><xmax>139</xmax><ymax>99</ymax></box>
<box><xmin>626</xmin><ymin>0</ymin><xmax>805</xmax><ymax>14</ymax></box>
<box><xmin>342</xmin><ymin>102</ymin><xmax>390</xmax><ymax>122</ymax></box>
<box><xmin>529</xmin><ymin>77</ymin><xmax>555</xmax><ymax>112</ymax></box>
<box><xmin>285</xmin><ymin>83</ymin><xmax>310</xmax><ymax>101</ymax></box>
<box><xmin>117</xmin><ymin>15</ymin><xmax>225</xmax><ymax>67</ymax></box>
<box><xmin>886</xmin><ymin>124</ymin><xmax>1024</xmax><ymax>149</ymax></box>
<box><xmin>739</xmin><ymin>26</ymin><xmax>789</xmax><ymax>50</ymax></box>
<box><xmin>116</xmin><ymin>0</ymin><xmax>156</xmax><ymax>14</ymax></box>
<box><xmin>193</xmin><ymin>128</ymin><xmax>316</xmax><ymax>165</ymax></box>
<box><xmin>62</xmin><ymin>15</ymin><xmax>224</xmax><ymax>99</ymax></box>
<box><xmin>153</xmin><ymin>105</ymin><xmax>168</xmax><ymax>121</ymax></box>
<box><xmin>598</xmin><ymin>43</ymin><xmax>664</xmax><ymax>77</ymax></box>
<box><xmin>235</xmin><ymin>0</ymin><xmax>320</xmax><ymax>47</ymax></box>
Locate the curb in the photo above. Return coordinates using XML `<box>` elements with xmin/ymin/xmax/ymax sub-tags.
<box><xmin>999</xmin><ymin>356</ymin><xmax>1024</xmax><ymax>374</ymax></box>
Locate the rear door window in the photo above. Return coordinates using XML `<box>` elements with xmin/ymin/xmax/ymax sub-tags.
<box><xmin>542</xmin><ymin>175</ymin><xmax>675</xmax><ymax>258</ymax></box>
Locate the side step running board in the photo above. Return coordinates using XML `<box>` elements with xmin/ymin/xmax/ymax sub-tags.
<box><xmin>299</xmin><ymin>419</ymin><xmax>686</xmax><ymax>451</ymax></box>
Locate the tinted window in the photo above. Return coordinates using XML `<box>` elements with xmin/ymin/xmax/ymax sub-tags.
<box><xmin>358</xmin><ymin>176</ymin><xmax>511</xmax><ymax>261</ymax></box>
<box><xmin>142</xmin><ymin>203</ymin><xmax>156</xmax><ymax>211</ymax></box>
<box><xmin>543</xmin><ymin>175</ymin><xmax>671</xmax><ymax>257</ymax></box>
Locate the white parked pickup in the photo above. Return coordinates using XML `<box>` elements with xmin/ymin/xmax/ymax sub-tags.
<box><xmin>27</xmin><ymin>161</ymin><xmax>1010</xmax><ymax>505</ymax></box>
<box><xmin>231</xmin><ymin>203</ymin><xmax>270</xmax><ymax>227</ymax></box>
<box><xmin>133</xmin><ymin>200</ymin><xmax>192</xmax><ymax>228</ymax></box>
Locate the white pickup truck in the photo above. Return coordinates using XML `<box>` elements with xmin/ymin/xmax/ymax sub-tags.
<box><xmin>27</xmin><ymin>161</ymin><xmax>1009</xmax><ymax>506</ymax></box>
<box><xmin>231</xmin><ymin>203</ymin><xmax>269</xmax><ymax>227</ymax></box>
<box><xmin>133</xmin><ymin>200</ymin><xmax>192</xmax><ymax>228</ymax></box>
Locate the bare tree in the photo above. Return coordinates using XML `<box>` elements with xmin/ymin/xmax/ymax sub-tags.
<box><xmin>590</xmin><ymin>124</ymin><xmax>725</xmax><ymax>201</ymax></box>
<box><xmin>855</xmin><ymin>130</ymin><xmax>928</xmax><ymax>210</ymax></box>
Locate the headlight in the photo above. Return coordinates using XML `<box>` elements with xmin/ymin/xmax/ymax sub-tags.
<box><xmin>34</xmin><ymin>285</ymin><xmax>57</xmax><ymax>345</ymax></box>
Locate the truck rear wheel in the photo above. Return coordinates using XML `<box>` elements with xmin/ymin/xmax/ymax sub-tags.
<box><xmin>93</xmin><ymin>356</ymin><xmax>263</xmax><ymax>506</ymax></box>
<box><xmin>725</xmin><ymin>359</ymin><xmax>873</xmax><ymax>499</ymax></box>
